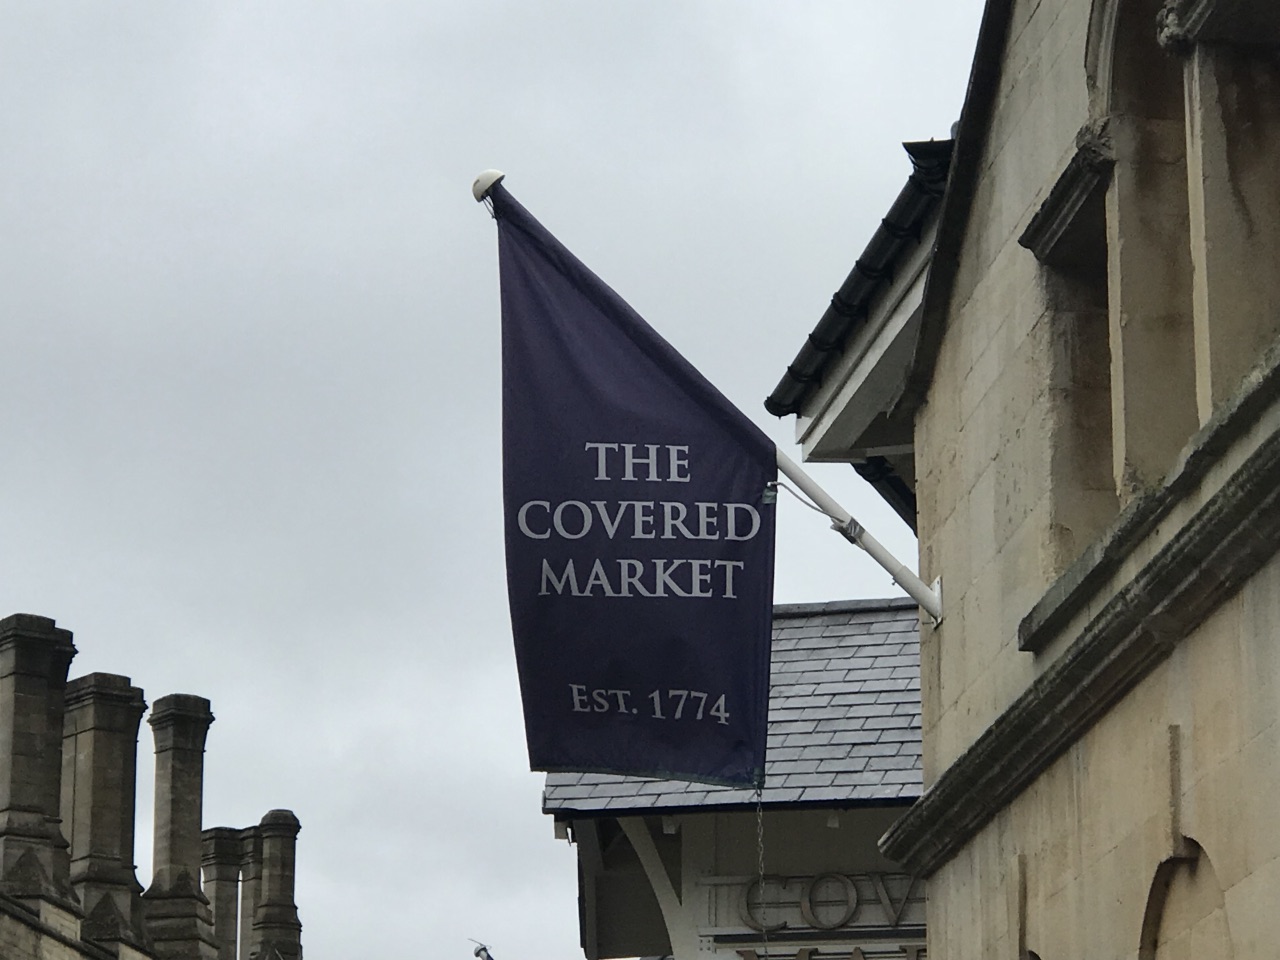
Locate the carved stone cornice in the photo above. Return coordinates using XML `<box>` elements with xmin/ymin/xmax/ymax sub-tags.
<box><xmin>880</xmin><ymin>339</ymin><xmax>1280</xmax><ymax>877</ymax></box>
<box><xmin>1017</xmin><ymin>124</ymin><xmax>1113</xmax><ymax>270</ymax></box>
<box><xmin>1158</xmin><ymin>0</ymin><xmax>1280</xmax><ymax>50</ymax></box>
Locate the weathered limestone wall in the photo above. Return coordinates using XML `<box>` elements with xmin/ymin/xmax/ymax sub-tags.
<box><xmin>913</xmin><ymin>0</ymin><xmax>1280</xmax><ymax>821</ymax></box>
<box><xmin>1186</xmin><ymin>43</ymin><xmax>1280</xmax><ymax>422</ymax></box>
<box><xmin>916</xmin><ymin>0</ymin><xmax>1097</xmax><ymax>781</ymax></box>
<box><xmin>893</xmin><ymin>0</ymin><xmax>1280</xmax><ymax>957</ymax></box>
<box><xmin>0</xmin><ymin>904</ymin><xmax>152</xmax><ymax>960</ymax></box>
<box><xmin>924</xmin><ymin>549</ymin><xmax>1280</xmax><ymax>959</ymax></box>
<box><xmin>0</xmin><ymin>912</ymin><xmax>81</xmax><ymax>960</ymax></box>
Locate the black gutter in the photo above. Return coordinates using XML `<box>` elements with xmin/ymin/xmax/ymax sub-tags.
<box><xmin>546</xmin><ymin>795</ymin><xmax>918</xmax><ymax>820</ymax></box>
<box><xmin>853</xmin><ymin>457</ymin><xmax>918</xmax><ymax>534</ymax></box>
<box><xmin>764</xmin><ymin>139</ymin><xmax>954</xmax><ymax>419</ymax></box>
<box><xmin>894</xmin><ymin>0</ymin><xmax>1016</xmax><ymax>417</ymax></box>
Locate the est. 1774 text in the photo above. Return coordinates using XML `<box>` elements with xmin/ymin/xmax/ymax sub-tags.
<box><xmin>570</xmin><ymin>685</ymin><xmax>730</xmax><ymax>724</ymax></box>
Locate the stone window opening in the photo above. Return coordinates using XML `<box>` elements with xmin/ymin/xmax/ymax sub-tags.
<box><xmin>1019</xmin><ymin>124</ymin><xmax>1119</xmax><ymax>573</ymax></box>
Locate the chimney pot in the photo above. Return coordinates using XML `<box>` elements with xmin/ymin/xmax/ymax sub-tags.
<box><xmin>60</xmin><ymin>672</ymin><xmax>149</xmax><ymax>947</ymax></box>
<box><xmin>251</xmin><ymin>809</ymin><xmax>302</xmax><ymax>960</ymax></box>
<box><xmin>202</xmin><ymin>827</ymin><xmax>243</xmax><ymax>960</ymax></box>
<box><xmin>143</xmin><ymin>693</ymin><xmax>217</xmax><ymax>960</ymax></box>
<box><xmin>0</xmin><ymin>614</ymin><xmax>79</xmax><ymax>914</ymax></box>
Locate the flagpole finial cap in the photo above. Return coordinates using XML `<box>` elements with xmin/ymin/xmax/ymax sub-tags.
<box><xmin>472</xmin><ymin>170</ymin><xmax>506</xmax><ymax>202</ymax></box>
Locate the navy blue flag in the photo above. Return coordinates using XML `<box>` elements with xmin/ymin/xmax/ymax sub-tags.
<box><xmin>493</xmin><ymin>182</ymin><xmax>777</xmax><ymax>786</ymax></box>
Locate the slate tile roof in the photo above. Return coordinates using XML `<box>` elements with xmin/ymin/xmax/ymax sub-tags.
<box><xmin>543</xmin><ymin>597</ymin><xmax>922</xmax><ymax>815</ymax></box>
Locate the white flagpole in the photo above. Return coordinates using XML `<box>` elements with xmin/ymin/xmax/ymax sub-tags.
<box><xmin>775</xmin><ymin>448</ymin><xmax>942</xmax><ymax>623</ymax></box>
<box><xmin>471</xmin><ymin>171</ymin><xmax>941</xmax><ymax>623</ymax></box>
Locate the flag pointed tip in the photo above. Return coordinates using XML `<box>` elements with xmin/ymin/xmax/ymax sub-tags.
<box><xmin>472</xmin><ymin>170</ymin><xmax>505</xmax><ymax>202</ymax></box>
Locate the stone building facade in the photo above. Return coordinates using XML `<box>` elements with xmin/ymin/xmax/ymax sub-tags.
<box><xmin>772</xmin><ymin>0</ymin><xmax>1280</xmax><ymax>956</ymax></box>
<box><xmin>544</xmin><ymin>599</ymin><xmax>927</xmax><ymax>960</ymax></box>
<box><xmin>0</xmin><ymin>613</ymin><xmax>302</xmax><ymax>960</ymax></box>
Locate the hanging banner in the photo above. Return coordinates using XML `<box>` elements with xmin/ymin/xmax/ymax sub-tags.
<box><xmin>493</xmin><ymin>182</ymin><xmax>776</xmax><ymax>786</ymax></box>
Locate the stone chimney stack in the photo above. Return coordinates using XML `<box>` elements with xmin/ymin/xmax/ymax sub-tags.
<box><xmin>201</xmin><ymin>827</ymin><xmax>241</xmax><ymax>960</ymax></box>
<box><xmin>238</xmin><ymin>826</ymin><xmax>262</xmax><ymax>960</ymax></box>
<box><xmin>60</xmin><ymin>672</ymin><xmax>149</xmax><ymax>948</ymax></box>
<box><xmin>250</xmin><ymin>810</ymin><xmax>302</xmax><ymax>960</ymax></box>
<box><xmin>0</xmin><ymin>614</ymin><xmax>80</xmax><ymax>920</ymax></box>
<box><xmin>143</xmin><ymin>693</ymin><xmax>218</xmax><ymax>960</ymax></box>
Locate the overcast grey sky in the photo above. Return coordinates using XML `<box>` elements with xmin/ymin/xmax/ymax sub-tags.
<box><xmin>0</xmin><ymin>4</ymin><xmax>984</xmax><ymax>957</ymax></box>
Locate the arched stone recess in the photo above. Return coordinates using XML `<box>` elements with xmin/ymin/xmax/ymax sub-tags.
<box><xmin>1084</xmin><ymin>0</ymin><xmax>1123</xmax><ymax>117</ymax></box>
<box><xmin>1138</xmin><ymin>840</ymin><xmax>1234</xmax><ymax>960</ymax></box>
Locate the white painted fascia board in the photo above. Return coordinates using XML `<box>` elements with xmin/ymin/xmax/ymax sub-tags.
<box><xmin>794</xmin><ymin>242</ymin><xmax>930</xmax><ymax>461</ymax></box>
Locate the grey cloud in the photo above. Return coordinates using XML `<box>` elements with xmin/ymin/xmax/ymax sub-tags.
<box><xmin>0</xmin><ymin>3</ymin><xmax>983</xmax><ymax>957</ymax></box>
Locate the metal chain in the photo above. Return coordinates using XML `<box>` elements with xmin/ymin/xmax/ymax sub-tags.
<box><xmin>755</xmin><ymin>785</ymin><xmax>768</xmax><ymax>959</ymax></box>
